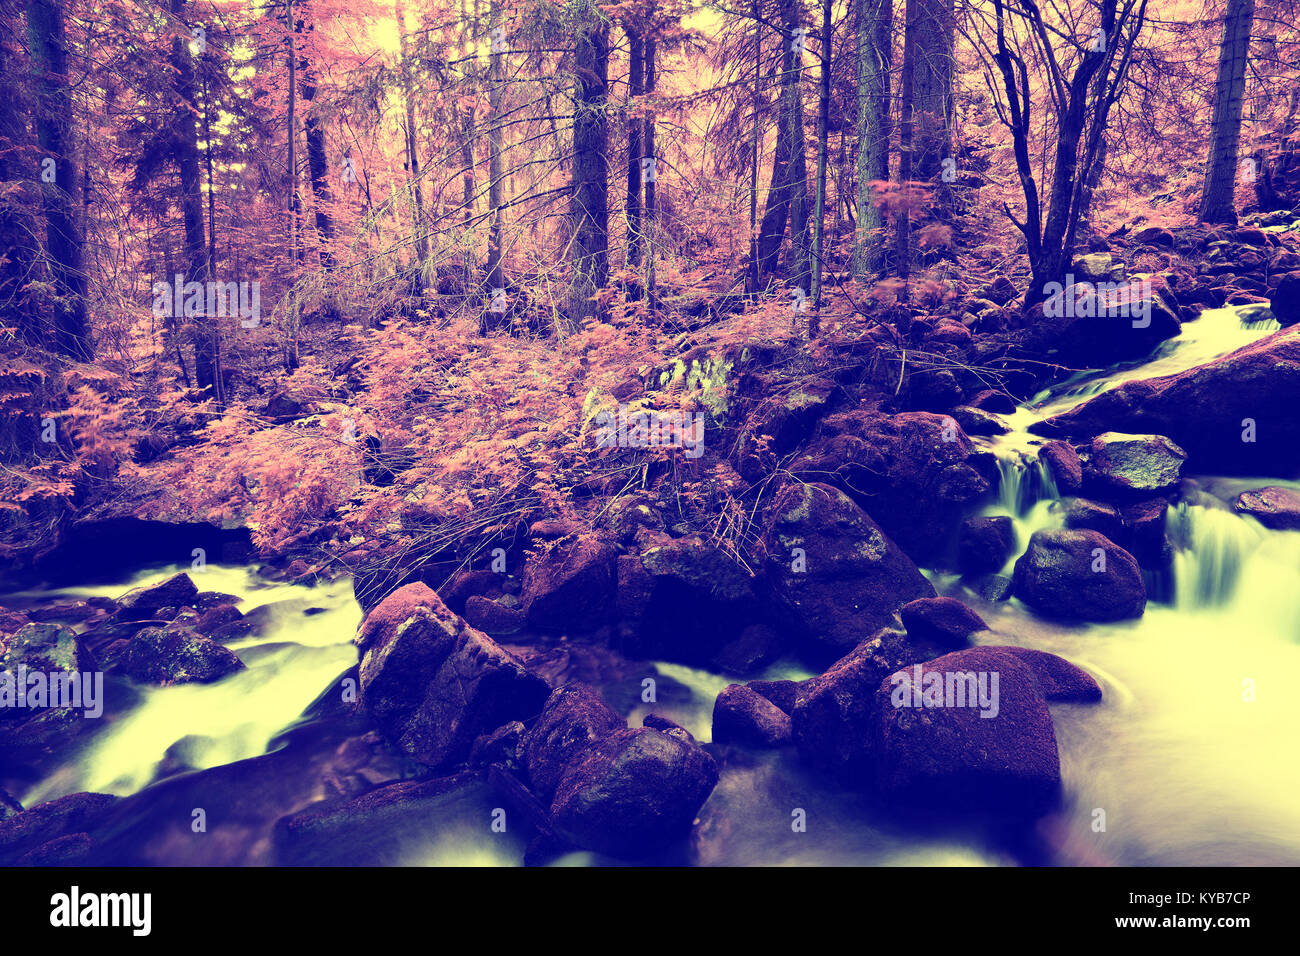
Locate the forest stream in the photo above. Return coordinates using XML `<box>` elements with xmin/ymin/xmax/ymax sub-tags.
<box><xmin>5</xmin><ymin>304</ymin><xmax>1298</xmax><ymax>867</ymax></box>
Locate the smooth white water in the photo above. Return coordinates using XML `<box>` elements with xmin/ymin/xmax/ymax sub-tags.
<box><xmin>6</xmin><ymin>565</ymin><xmax>359</xmax><ymax>807</ymax></box>
<box><xmin>964</xmin><ymin>304</ymin><xmax>1300</xmax><ymax>865</ymax></box>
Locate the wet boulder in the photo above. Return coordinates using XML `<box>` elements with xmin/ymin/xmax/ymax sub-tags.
<box><xmin>359</xmin><ymin>594</ymin><xmax>549</xmax><ymax>769</ymax></box>
<box><xmin>995</xmin><ymin>646</ymin><xmax>1102</xmax><ymax>702</ymax></box>
<box><xmin>521</xmin><ymin>684</ymin><xmax>625</xmax><ymax>801</ymax></box>
<box><xmin>120</xmin><ymin>625</ymin><xmax>245</xmax><ymax>685</ymax></box>
<box><xmin>1085</xmin><ymin>432</ymin><xmax>1187</xmax><ymax>496</ymax></box>
<box><xmin>951</xmin><ymin>406</ymin><xmax>1010</xmax><ymax>436</ymax></box>
<box><xmin>1234</xmin><ymin>486</ymin><xmax>1300</xmax><ymax>530</ymax></box>
<box><xmin>1</xmin><ymin>624</ymin><xmax>94</xmax><ymax>720</ymax></box>
<box><xmin>790</xmin><ymin>629</ymin><xmax>916</xmax><ymax>781</ymax></box>
<box><xmin>1060</xmin><ymin>497</ymin><xmax>1126</xmax><ymax>542</ymax></box>
<box><xmin>1039</xmin><ymin>441</ymin><xmax>1083</xmax><ymax>495</ymax></box>
<box><xmin>354</xmin><ymin>582</ymin><xmax>441</xmax><ymax>652</ymax></box>
<box><xmin>900</xmin><ymin>597</ymin><xmax>987</xmax><ymax>649</ymax></box>
<box><xmin>112</xmin><ymin>573</ymin><xmax>199</xmax><ymax>621</ymax></box>
<box><xmin>875</xmin><ymin>647</ymin><xmax>1063</xmax><ymax>815</ymax></box>
<box><xmin>619</xmin><ymin>534</ymin><xmax>756</xmax><ymax>664</ymax></box>
<box><xmin>1020</xmin><ymin>278</ymin><xmax>1180</xmax><ymax>368</ymax></box>
<box><xmin>462</xmin><ymin>595</ymin><xmax>525</xmax><ymax>637</ymax></box>
<box><xmin>549</xmin><ymin>726</ymin><xmax>718</xmax><ymax>858</ymax></box>
<box><xmin>1011</xmin><ymin>529</ymin><xmax>1146</xmax><ymax>621</ymax></box>
<box><xmin>521</xmin><ymin>534</ymin><xmax>616</xmax><ymax>631</ymax></box>
<box><xmin>712</xmin><ymin>684</ymin><xmax>792</xmax><ymax>748</ymax></box>
<box><xmin>195</xmin><ymin>603</ymin><xmax>242</xmax><ymax>637</ymax></box>
<box><xmin>744</xmin><ymin>678</ymin><xmax>800</xmax><ymax>715</ymax></box>
<box><xmin>1272</xmin><ymin>272</ymin><xmax>1300</xmax><ymax>326</ymax></box>
<box><xmin>765</xmin><ymin>483</ymin><xmax>935</xmax><ymax>656</ymax></box>
<box><xmin>1029</xmin><ymin>325</ymin><xmax>1300</xmax><ymax>475</ymax></box>
<box><xmin>732</xmin><ymin>379</ymin><xmax>839</xmax><ymax>480</ymax></box>
<box><xmin>958</xmin><ymin>515</ymin><xmax>1016</xmax><ymax>574</ymax></box>
<box><xmin>0</xmin><ymin>791</ymin><xmax>119</xmax><ymax>866</ymax></box>
<box><xmin>790</xmin><ymin>411</ymin><xmax>991</xmax><ymax>560</ymax></box>
<box><xmin>1122</xmin><ymin>498</ymin><xmax>1172</xmax><ymax>565</ymax></box>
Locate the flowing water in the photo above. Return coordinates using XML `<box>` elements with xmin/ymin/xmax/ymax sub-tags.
<box><xmin>4</xmin><ymin>306</ymin><xmax>1298</xmax><ymax>866</ymax></box>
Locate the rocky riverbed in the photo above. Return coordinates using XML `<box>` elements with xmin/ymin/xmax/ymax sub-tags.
<box><xmin>6</xmin><ymin>222</ymin><xmax>1300</xmax><ymax>865</ymax></box>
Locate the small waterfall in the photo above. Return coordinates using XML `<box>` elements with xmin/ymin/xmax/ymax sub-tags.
<box><xmin>997</xmin><ymin>453</ymin><xmax>1059</xmax><ymax>517</ymax></box>
<box><xmin>1167</xmin><ymin>500</ymin><xmax>1267</xmax><ymax>610</ymax></box>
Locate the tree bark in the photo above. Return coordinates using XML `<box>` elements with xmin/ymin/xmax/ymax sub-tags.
<box><xmin>298</xmin><ymin>10</ymin><xmax>335</xmax><ymax>269</ymax></box>
<box><xmin>28</xmin><ymin>0</ymin><xmax>91</xmax><ymax>360</ymax></box>
<box><xmin>169</xmin><ymin>0</ymin><xmax>218</xmax><ymax>392</ymax></box>
<box><xmin>626</xmin><ymin>25</ymin><xmax>644</xmax><ymax>271</ymax></box>
<box><xmin>568</xmin><ymin>0</ymin><xmax>610</xmax><ymax>326</ymax></box>
<box><xmin>852</xmin><ymin>0</ymin><xmax>892</xmax><ymax>277</ymax></box>
<box><xmin>486</xmin><ymin>0</ymin><xmax>504</xmax><ymax>292</ymax></box>
<box><xmin>1198</xmin><ymin>0</ymin><xmax>1255</xmax><ymax>224</ymax></box>
<box><xmin>755</xmin><ymin>0</ymin><xmax>811</xmax><ymax>288</ymax></box>
<box><xmin>810</xmin><ymin>0</ymin><xmax>832</xmax><ymax>311</ymax></box>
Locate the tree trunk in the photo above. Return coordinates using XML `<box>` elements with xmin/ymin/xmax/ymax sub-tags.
<box><xmin>755</xmin><ymin>0</ymin><xmax>811</xmax><ymax>287</ymax></box>
<box><xmin>395</xmin><ymin>1</ymin><xmax>429</xmax><ymax>287</ymax></box>
<box><xmin>852</xmin><ymin>0</ymin><xmax>891</xmax><ymax>276</ymax></box>
<box><xmin>1198</xmin><ymin>0</ymin><xmax>1255</xmax><ymax>224</ymax></box>
<box><xmin>28</xmin><ymin>0</ymin><xmax>91</xmax><ymax>360</ymax></box>
<box><xmin>568</xmin><ymin>0</ymin><xmax>609</xmax><ymax>326</ymax></box>
<box><xmin>912</xmin><ymin>0</ymin><xmax>954</xmax><ymax>188</ymax></box>
<box><xmin>0</xmin><ymin>17</ymin><xmax>38</xmax><ymax>346</ymax></box>
<box><xmin>486</xmin><ymin>0</ymin><xmax>504</xmax><ymax>292</ymax></box>
<box><xmin>810</xmin><ymin>0</ymin><xmax>832</xmax><ymax>311</ymax></box>
<box><xmin>298</xmin><ymin>13</ymin><xmax>335</xmax><ymax>269</ymax></box>
<box><xmin>626</xmin><ymin>25</ymin><xmax>644</xmax><ymax>271</ymax></box>
<box><xmin>896</xmin><ymin>0</ymin><xmax>917</xmax><ymax>286</ymax></box>
<box><xmin>644</xmin><ymin>34</ymin><xmax>657</xmax><ymax>313</ymax></box>
<box><xmin>169</xmin><ymin>0</ymin><xmax>218</xmax><ymax>392</ymax></box>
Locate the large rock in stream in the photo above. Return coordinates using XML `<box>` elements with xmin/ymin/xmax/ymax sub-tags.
<box><xmin>1012</xmin><ymin>528</ymin><xmax>1146</xmax><ymax>621</ymax></box>
<box><xmin>358</xmin><ymin>587</ymin><xmax>549</xmax><ymax>769</ymax></box>
<box><xmin>875</xmin><ymin>647</ymin><xmax>1088</xmax><ymax>816</ymax></box>
<box><xmin>1084</xmin><ymin>432</ymin><xmax>1187</xmax><ymax>496</ymax></box>
<box><xmin>789</xmin><ymin>411</ymin><xmax>992</xmax><ymax>560</ymax></box>
<box><xmin>522</xmin><ymin>685</ymin><xmax>718</xmax><ymax>857</ymax></box>
<box><xmin>765</xmin><ymin>482</ymin><xmax>935</xmax><ymax>656</ymax></box>
<box><xmin>1030</xmin><ymin>324</ymin><xmax>1300</xmax><ymax>475</ymax></box>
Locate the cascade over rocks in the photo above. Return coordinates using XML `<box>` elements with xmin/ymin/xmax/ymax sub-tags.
<box><xmin>1012</xmin><ymin>529</ymin><xmax>1146</xmax><ymax>621</ymax></box>
<box><xmin>1030</xmin><ymin>325</ymin><xmax>1300</xmax><ymax>475</ymax></box>
<box><xmin>1018</xmin><ymin>278</ymin><xmax>1181</xmax><ymax>368</ymax></box>
<box><xmin>789</xmin><ymin>410</ymin><xmax>992</xmax><ymax>560</ymax></box>
<box><xmin>765</xmin><ymin>482</ymin><xmax>934</xmax><ymax>656</ymax></box>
